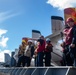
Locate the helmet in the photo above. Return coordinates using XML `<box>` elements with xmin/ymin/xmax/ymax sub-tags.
<box><xmin>46</xmin><ymin>38</ymin><xmax>51</xmax><ymax>43</ymax></box>
<box><xmin>66</xmin><ymin>17</ymin><xmax>74</xmax><ymax>23</ymax></box>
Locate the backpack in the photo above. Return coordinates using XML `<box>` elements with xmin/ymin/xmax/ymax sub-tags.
<box><xmin>45</xmin><ymin>44</ymin><xmax>53</xmax><ymax>52</ymax></box>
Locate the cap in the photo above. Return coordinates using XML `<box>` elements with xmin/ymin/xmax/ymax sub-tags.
<box><xmin>39</xmin><ymin>35</ymin><xmax>44</xmax><ymax>39</ymax></box>
<box><xmin>46</xmin><ymin>38</ymin><xmax>51</xmax><ymax>43</ymax></box>
<box><xmin>66</xmin><ymin>17</ymin><xmax>74</xmax><ymax>23</ymax></box>
<box><xmin>28</xmin><ymin>40</ymin><xmax>32</xmax><ymax>43</ymax></box>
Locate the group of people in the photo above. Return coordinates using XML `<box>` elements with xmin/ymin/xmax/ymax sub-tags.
<box><xmin>34</xmin><ymin>36</ymin><xmax>53</xmax><ymax>66</ymax></box>
<box><xmin>16</xmin><ymin>35</ymin><xmax>53</xmax><ymax>67</ymax></box>
<box><xmin>61</xmin><ymin>17</ymin><xmax>76</xmax><ymax>66</ymax></box>
<box><xmin>17</xmin><ymin>40</ymin><xmax>34</xmax><ymax>67</ymax></box>
<box><xmin>14</xmin><ymin>17</ymin><xmax>76</xmax><ymax>67</ymax></box>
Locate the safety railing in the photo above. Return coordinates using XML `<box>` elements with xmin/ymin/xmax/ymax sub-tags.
<box><xmin>0</xmin><ymin>67</ymin><xmax>76</xmax><ymax>75</ymax></box>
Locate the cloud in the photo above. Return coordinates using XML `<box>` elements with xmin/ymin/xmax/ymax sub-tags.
<box><xmin>0</xmin><ymin>29</ymin><xmax>7</xmax><ymax>37</ymax></box>
<box><xmin>0</xmin><ymin>11</ymin><xmax>21</xmax><ymax>47</ymax></box>
<box><xmin>0</xmin><ymin>36</ymin><xmax>9</xmax><ymax>48</ymax></box>
<box><xmin>0</xmin><ymin>50</ymin><xmax>11</xmax><ymax>56</ymax></box>
<box><xmin>0</xmin><ymin>11</ymin><xmax>20</xmax><ymax>23</ymax></box>
<box><xmin>0</xmin><ymin>10</ymin><xmax>21</xmax><ymax>48</ymax></box>
<box><xmin>0</xmin><ymin>29</ymin><xmax>9</xmax><ymax>48</ymax></box>
<box><xmin>47</xmin><ymin>0</ymin><xmax>76</xmax><ymax>10</ymax></box>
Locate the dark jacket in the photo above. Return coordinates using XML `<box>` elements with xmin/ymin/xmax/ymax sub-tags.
<box><xmin>37</xmin><ymin>39</ymin><xmax>45</xmax><ymax>52</ymax></box>
<box><xmin>31</xmin><ymin>46</ymin><xmax>35</xmax><ymax>57</ymax></box>
<box><xmin>72</xmin><ymin>25</ymin><xmax>76</xmax><ymax>45</ymax></box>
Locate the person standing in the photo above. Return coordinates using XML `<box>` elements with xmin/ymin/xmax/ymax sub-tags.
<box><xmin>35</xmin><ymin>35</ymin><xmax>45</xmax><ymax>66</ymax></box>
<box><xmin>44</xmin><ymin>38</ymin><xmax>53</xmax><ymax>66</ymax></box>
<box><xmin>62</xmin><ymin>17</ymin><xmax>76</xmax><ymax>66</ymax></box>
<box><xmin>60</xmin><ymin>25</ymin><xmax>70</xmax><ymax>66</ymax></box>
<box><xmin>17</xmin><ymin>41</ymin><xmax>26</xmax><ymax>67</ymax></box>
<box><xmin>24</xmin><ymin>40</ymin><xmax>34</xmax><ymax>67</ymax></box>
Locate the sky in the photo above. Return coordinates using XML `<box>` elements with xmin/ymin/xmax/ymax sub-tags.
<box><xmin>0</xmin><ymin>0</ymin><xmax>76</xmax><ymax>53</ymax></box>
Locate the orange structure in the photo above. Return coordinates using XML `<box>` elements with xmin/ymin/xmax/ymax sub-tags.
<box><xmin>64</xmin><ymin>8</ymin><xmax>76</xmax><ymax>24</ymax></box>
